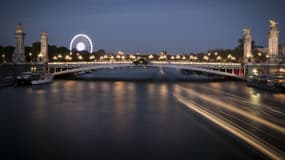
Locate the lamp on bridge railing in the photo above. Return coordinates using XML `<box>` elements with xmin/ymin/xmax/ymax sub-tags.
<box><xmin>1</xmin><ymin>53</ymin><xmax>5</xmax><ymax>63</ymax></box>
<box><xmin>118</xmin><ymin>51</ymin><xmax>124</xmax><ymax>55</ymax></box>
<box><xmin>159</xmin><ymin>54</ymin><xmax>167</xmax><ymax>61</ymax></box>
<box><xmin>38</xmin><ymin>52</ymin><xmax>43</xmax><ymax>62</ymax></box>
<box><xmin>65</xmin><ymin>55</ymin><xmax>72</xmax><ymax>61</ymax></box>
<box><xmin>103</xmin><ymin>55</ymin><xmax>108</xmax><ymax>61</ymax></box>
<box><xmin>170</xmin><ymin>56</ymin><xmax>175</xmax><ymax>61</ymax></box>
<box><xmin>175</xmin><ymin>54</ymin><xmax>181</xmax><ymax>60</ymax></box>
<box><xmin>203</xmin><ymin>55</ymin><xmax>209</xmax><ymax>61</ymax></box>
<box><xmin>148</xmin><ymin>54</ymin><xmax>154</xmax><ymax>60</ymax></box>
<box><xmin>110</xmin><ymin>55</ymin><xmax>114</xmax><ymax>61</ymax></box>
<box><xmin>52</xmin><ymin>56</ymin><xmax>58</xmax><ymax>61</ymax></box>
<box><xmin>89</xmin><ymin>55</ymin><xmax>95</xmax><ymax>61</ymax></box>
<box><xmin>129</xmin><ymin>54</ymin><xmax>136</xmax><ymax>60</ymax></box>
<box><xmin>57</xmin><ymin>54</ymin><xmax>63</xmax><ymax>61</ymax></box>
<box><xmin>99</xmin><ymin>56</ymin><xmax>104</xmax><ymax>61</ymax></box>
<box><xmin>216</xmin><ymin>55</ymin><xmax>222</xmax><ymax>61</ymax></box>
<box><xmin>182</xmin><ymin>56</ymin><xmax>186</xmax><ymax>61</ymax></box>
<box><xmin>116</xmin><ymin>54</ymin><xmax>121</xmax><ymax>60</ymax></box>
<box><xmin>28</xmin><ymin>52</ymin><xmax>32</xmax><ymax>62</ymax></box>
<box><xmin>78</xmin><ymin>55</ymin><xmax>83</xmax><ymax>61</ymax></box>
<box><xmin>189</xmin><ymin>55</ymin><xmax>194</xmax><ymax>61</ymax></box>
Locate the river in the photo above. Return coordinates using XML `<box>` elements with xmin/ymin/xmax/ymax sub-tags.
<box><xmin>0</xmin><ymin>80</ymin><xmax>284</xmax><ymax>159</ymax></box>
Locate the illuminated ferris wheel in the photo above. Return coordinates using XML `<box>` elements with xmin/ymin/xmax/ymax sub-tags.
<box><xmin>70</xmin><ymin>34</ymin><xmax>93</xmax><ymax>54</ymax></box>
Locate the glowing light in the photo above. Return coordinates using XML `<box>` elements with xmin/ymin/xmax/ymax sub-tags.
<box><xmin>89</xmin><ymin>55</ymin><xmax>95</xmax><ymax>60</ymax></box>
<box><xmin>76</xmin><ymin>42</ymin><xmax>86</xmax><ymax>51</ymax></box>
<box><xmin>70</xmin><ymin>34</ymin><xmax>93</xmax><ymax>53</ymax></box>
<box><xmin>52</xmin><ymin>56</ymin><xmax>57</xmax><ymax>61</ymax></box>
<box><xmin>57</xmin><ymin>54</ymin><xmax>62</xmax><ymax>59</ymax></box>
<box><xmin>252</xmin><ymin>69</ymin><xmax>258</xmax><ymax>74</ymax></box>
<box><xmin>176</xmin><ymin>55</ymin><xmax>181</xmax><ymax>59</ymax></box>
<box><xmin>203</xmin><ymin>55</ymin><xmax>209</xmax><ymax>61</ymax></box>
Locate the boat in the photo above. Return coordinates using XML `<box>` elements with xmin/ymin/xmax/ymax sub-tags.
<box><xmin>0</xmin><ymin>75</ymin><xmax>16</xmax><ymax>87</ymax></box>
<box><xmin>246</xmin><ymin>74</ymin><xmax>285</xmax><ymax>92</ymax></box>
<box><xmin>31</xmin><ymin>73</ymin><xmax>54</xmax><ymax>85</ymax></box>
<box><xmin>16</xmin><ymin>72</ymin><xmax>33</xmax><ymax>85</ymax></box>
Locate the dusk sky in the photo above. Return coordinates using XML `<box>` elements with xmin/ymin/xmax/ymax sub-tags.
<box><xmin>1</xmin><ymin>0</ymin><xmax>285</xmax><ymax>53</ymax></box>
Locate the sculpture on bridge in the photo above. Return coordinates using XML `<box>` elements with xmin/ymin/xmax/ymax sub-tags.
<box><xmin>16</xmin><ymin>23</ymin><xmax>24</xmax><ymax>33</ymax></box>
<box><xmin>269</xmin><ymin>19</ymin><xmax>278</xmax><ymax>28</ymax></box>
<box><xmin>243</xmin><ymin>28</ymin><xmax>250</xmax><ymax>36</ymax></box>
<box><xmin>243</xmin><ymin>27</ymin><xmax>252</xmax><ymax>63</ymax></box>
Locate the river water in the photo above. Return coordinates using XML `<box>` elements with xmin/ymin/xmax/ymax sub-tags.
<box><xmin>1</xmin><ymin>80</ymin><xmax>285</xmax><ymax>159</ymax></box>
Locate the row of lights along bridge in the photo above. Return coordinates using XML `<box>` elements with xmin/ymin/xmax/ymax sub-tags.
<box><xmin>48</xmin><ymin>51</ymin><xmax>252</xmax><ymax>63</ymax></box>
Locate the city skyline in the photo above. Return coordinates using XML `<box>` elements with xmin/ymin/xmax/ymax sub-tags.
<box><xmin>1</xmin><ymin>0</ymin><xmax>285</xmax><ymax>53</ymax></box>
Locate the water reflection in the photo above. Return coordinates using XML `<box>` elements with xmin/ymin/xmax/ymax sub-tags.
<box><xmin>1</xmin><ymin>80</ymin><xmax>284</xmax><ymax>159</ymax></box>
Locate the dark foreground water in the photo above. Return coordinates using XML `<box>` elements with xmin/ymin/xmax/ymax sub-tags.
<box><xmin>1</xmin><ymin>80</ymin><xmax>285</xmax><ymax>160</ymax></box>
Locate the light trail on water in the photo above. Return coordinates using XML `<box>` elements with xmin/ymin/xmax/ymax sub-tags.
<box><xmin>173</xmin><ymin>85</ymin><xmax>285</xmax><ymax>160</ymax></box>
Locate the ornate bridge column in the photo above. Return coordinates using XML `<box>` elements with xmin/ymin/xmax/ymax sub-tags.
<box><xmin>268</xmin><ymin>19</ymin><xmax>279</xmax><ymax>63</ymax></box>
<box><xmin>38</xmin><ymin>32</ymin><xmax>48</xmax><ymax>63</ymax></box>
<box><xmin>243</xmin><ymin>28</ymin><xmax>252</xmax><ymax>63</ymax></box>
<box><xmin>12</xmin><ymin>23</ymin><xmax>26</xmax><ymax>63</ymax></box>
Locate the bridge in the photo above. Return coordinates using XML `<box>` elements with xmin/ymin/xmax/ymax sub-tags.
<box><xmin>47</xmin><ymin>61</ymin><xmax>244</xmax><ymax>79</ymax></box>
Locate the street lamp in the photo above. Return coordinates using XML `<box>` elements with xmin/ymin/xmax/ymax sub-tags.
<box><xmin>38</xmin><ymin>53</ymin><xmax>43</xmax><ymax>62</ymax></box>
<box><xmin>216</xmin><ymin>55</ymin><xmax>222</xmax><ymax>61</ymax></box>
<box><xmin>78</xmin><ymin>55</ymin><xmax>83</xmax><ymax>61</ymax></box>
<box><xmin>116</xmin><ymin>54</ymin><xmax>121</xmax><ymax>60</ymax></box>
<box><xmin>203</xmin><ymin>55</ymin><xmax>209</xmax><ymax>61</ymax></box>
<box><xmin>110</xmin><ymin>55</ymin><xmax>114</xmax><ymax>61</ymax></box>
<box><xmin>65</xmin><ymin>55</ymin><xmax>71</xmax><ymax>61</ymax></box>
<box><xmin>52</xmin><ymin>56</ymin><xmax>58</xmax><ymax>61</ymax></box>
<box><xmin>89</xmin><ymin>55</ymin><xmax>95</xmax><ymax>61</ymax></box>
<box><xmin>28</xmin><ymin>52</ymin><xmax>32</xmax><ymax>62</ymax></box>
<box><xmin>2</xmin><ymin>53</ymin><xmax>5</xmax><ymax>63</ymax></box>
<box><xmin>175</xmin><ymin>54</ymin><xmax>181</xmax><ymax>60</ymax></box>
<box><xmin>57</xmin><ymin>54</ymin><xmax>63</xmax><ymax>61</ymax></box>
<box><xmin>103</xmin><ymin>55</ymin><xmax>108</xmax><ymax>61</ymax></box>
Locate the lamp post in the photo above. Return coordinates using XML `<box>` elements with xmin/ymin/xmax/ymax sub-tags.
<box><xmin>38</xmin><ymin>53</ymin><xmax>43</xmax><ymax>63</ymax></box>
<box><xmin>89</xmin><ymin>55</ymin><xmax>95</xmax><ymax>61</ymax></box>
<box><xmin>29</xmin><ymin>52</ymin><xmax>32</xmax><ymax>62</ymax></box>
<box><xmin>57</xmin><ymin>54</ymin><xmax>61</xmax><ymax>62</ymax></box>
<box><xmin>2</xmin><ymin>53</ymin><xmax>5</xmax><ymax>63</ymax></box>
<box><xmin>52</xmin><ymin>56</ymin><xmax>58</xmax><ymax>61</ymax></box>
<box><xmin>78</xmin><ymin>55</ymin><xmax>83</xmax><ymax>61</ymax></box>
<box><xmin>203</xmin><ymin>55</ymin><xmax>209</xmax><ymax>62</ymax></box>
<box><xmin>148</xmin><ymin>54</ymin><xmax>154</xmax><ymax>60</ymax></box>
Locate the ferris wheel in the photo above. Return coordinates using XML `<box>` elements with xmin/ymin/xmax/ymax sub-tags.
<box><xmin>70</xmin><ymin>34</ymin><xmax>93</xmax><ymax>53</ymax></box>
